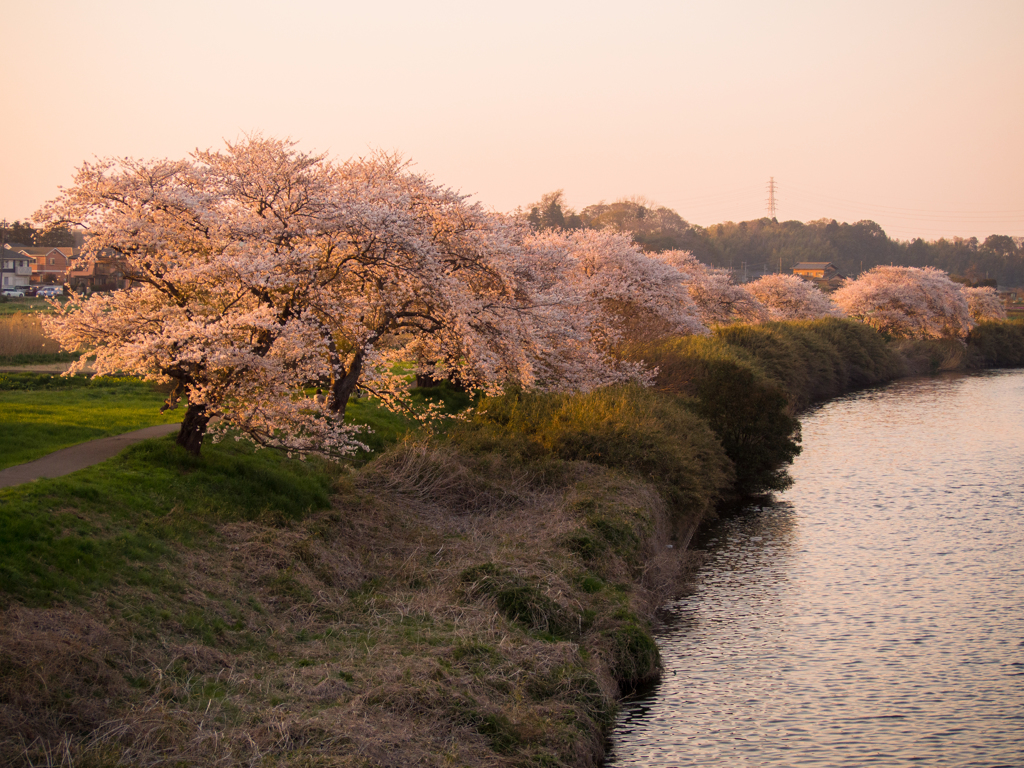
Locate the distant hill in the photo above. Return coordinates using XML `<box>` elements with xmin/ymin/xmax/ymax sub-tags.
<box><xmin>522</xmin><ymin>193</ymin><xmax>1024</xmax><ymax>287</ymax></box>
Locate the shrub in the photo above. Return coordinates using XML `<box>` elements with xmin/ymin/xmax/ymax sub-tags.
<box><xmin>713</xmin><ymin>323</ymin><xmax>845</xmax><ymax>409</ymax></box>
<box><xmin>967</xmin><ymin>320</ymin><xmax>1024</xmax><ymax>368</ymax></box>
<box><xmin>451</xmin><ymin>384</ymin><xmax>732</xmax><ymax>516</ymax></box>
<box><xmin>630</xmin><ymin>336</ymin><xmax>800</xmax><ymax>496</ymax></box>
<box><xmin>797</xmin><ymin>317</ymin><xmax>905</xmax><ymax>389</ymax></box>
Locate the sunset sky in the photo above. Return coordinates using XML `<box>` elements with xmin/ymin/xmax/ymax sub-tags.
<box><xmin>2</xmin><ymin>0</ymin><xmax>1022</xmax><ymax>241</ymax></box>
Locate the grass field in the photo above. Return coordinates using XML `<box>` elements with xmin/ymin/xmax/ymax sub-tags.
<box><xmin>0</xmin><ymin>373</ymin><xmax>180</xmax><ymax>469</ymax></box>
<box><xmin>0</xmin><ymin>297</ymin><xmax>61</xmax><ymax>317</ymax></box>
<box><xmin>0</xmin><ymin>437</ymin><xmax>338</xmax><ymax>605</ymax></box>
<box><xmin>0</xmin><ymin>395</ymin><xmax>675</xmax><ymax>768</ymax></box>
<box><xmin>0</xmin><ymin>369</ymin><xmax>471</xmax><ymax>472</ymax></box>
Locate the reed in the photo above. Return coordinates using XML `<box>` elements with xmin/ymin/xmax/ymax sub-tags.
<box><xmin>0</xmin><ymin>313</ymin><xmax>53</xmax><ymax>357</ymax></box>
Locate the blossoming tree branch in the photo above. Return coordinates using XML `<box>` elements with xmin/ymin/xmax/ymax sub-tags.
<box><xmin>35</xmin><ymin>137</ymin><xmax>1008</xmax><ymax>459</ymax></box>
<box><xmin>35</xmin><ymin>137</ymin><xmax>712</xmax><ymax>456</ymax></box>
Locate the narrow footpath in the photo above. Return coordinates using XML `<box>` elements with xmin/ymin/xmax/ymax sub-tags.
<box><xmin>0</xmin><ymin>423</ymin><xmax>181</xmax><ymax>489</ymax></box>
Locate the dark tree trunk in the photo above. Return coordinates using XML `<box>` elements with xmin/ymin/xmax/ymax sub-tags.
<box><xmin>176</xmin><ymin>402</ymin><xmax>210</xmax><ymax>456</ymax></box>
<box><xmin>329</xmin><ymin>365</ymin><xmax>362</xmax><ymax>415</ymax></box>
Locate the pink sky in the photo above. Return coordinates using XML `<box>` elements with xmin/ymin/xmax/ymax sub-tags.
<box><xmin>2</xmin><ymin>0</ymin><xmax>1022</xmax><ymax>241</ymax></box>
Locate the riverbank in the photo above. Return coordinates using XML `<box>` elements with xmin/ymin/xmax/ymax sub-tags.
<box><xmin>1</xmin><ymin>318</ymin><xmax>1021</xmax><ymax>767</ymax></box>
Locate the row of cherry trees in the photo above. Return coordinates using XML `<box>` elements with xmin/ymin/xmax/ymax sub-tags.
<box><xmin>36</xmin><ymin>138</ymin><xmax>713</xmax><ymax>456</ymax></box>
<box><xmin>36</xmin><ymin>138</ymin><xmax>1008</xmax><ymax>457</ymax></box>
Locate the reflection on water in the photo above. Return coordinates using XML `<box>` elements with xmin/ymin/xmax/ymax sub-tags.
<box><xmin>604</xmin><ymin>370</ymin><xmax>1024</xmax><ymax>767</ymax></box>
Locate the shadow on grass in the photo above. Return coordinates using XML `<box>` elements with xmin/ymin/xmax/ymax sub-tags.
<box><xmin>0</xmin><ymin>438</ymin><xmax>340</xmax><ymax>607</ymax></box>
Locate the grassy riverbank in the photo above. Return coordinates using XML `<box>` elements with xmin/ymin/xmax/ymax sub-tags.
<box><xmin>0</xmin><ymin>374</ymin><xmax>179</xmax><ymax>469</ymax></box>
<box><xmin>1</xmin><ymin>318</ymin><xmax>1021</xmax><ymax>767</ymax></box>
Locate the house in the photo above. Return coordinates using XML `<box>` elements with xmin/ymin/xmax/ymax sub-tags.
<box><xmin>67</xmin><ymin>252</ymin><xmax>131</xmax><ymax>291</ymax></box>
<box><xmin>13</xmin><ymin>246</ymin><xmax>77</xmax><ymax>285</ymax></box>
<box><xmin>1000</xmin><ymin>290</ymin><xmax>1024</xmax><ymax>317</ymax></box>
<box><xmin>792</xmin><ymin>261</ymin><xmax>846</xmax><ymax>292</ymax></box>
<box><xmin>1</xmin><ymin>244</ymin><xmax>35</xmax><ymax>291</ymax></box>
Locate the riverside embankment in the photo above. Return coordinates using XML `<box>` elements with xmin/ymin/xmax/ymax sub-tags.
<box><xmin>1</xmin><ymin>318</ymin><xmax>1022</xmax><ymax>767</ymax></box>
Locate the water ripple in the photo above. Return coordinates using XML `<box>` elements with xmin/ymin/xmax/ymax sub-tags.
<box><xmin>604</xmin><ymin>370</ymin><xmax>1024</xmax><ymax>767</ymax></box>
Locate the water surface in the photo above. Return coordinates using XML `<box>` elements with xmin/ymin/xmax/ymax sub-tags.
<box><xmin>604</xmin><ymin>370</ymin><xmax>1024</xmax><ymax>767</ymax></box>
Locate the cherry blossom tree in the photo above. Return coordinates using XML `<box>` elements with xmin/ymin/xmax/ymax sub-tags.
<box><xmin>650</xmin><ymin>250</ymin><xmax>768</xmax><ymax>326</ymax></box>
<box><xmin>521</xmin><ymin>230</ymin><xmax>708</xmax><ymax>355</ymax></box>
<box><xmin>831</xmin><ymin>266</ymin><xmax>974</xmax><ymax>339</ymax></box>
<box><xmin>745</xmin><ymin>274</ymin><xmax>844</xmax><ymax>321</ymax></box>
<box><xmin>37</xmin><ymin>137</ymin><xmax>650</xmax><ymax>457</ymax></box>
<box><xmin>961</xmin><ymin>285</ymin><xmax>1007</xmax><ymax>322</ymax></box>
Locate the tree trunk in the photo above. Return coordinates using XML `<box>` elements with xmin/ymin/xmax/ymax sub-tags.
<box><xmin>176</xmin><ymin>402</ymin><xmax>210</xmax><ymax>456</ymax></box>
<box><xmin>329</xmin><ymin>352</ymin><xmax>364</xmax><ymax>416</ymax></box>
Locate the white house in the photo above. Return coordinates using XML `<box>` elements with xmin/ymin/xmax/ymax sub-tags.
<box><xmin>1</xmin><ymin>244</ymin><xmax>35</xmax><ymax>290</ymax></box>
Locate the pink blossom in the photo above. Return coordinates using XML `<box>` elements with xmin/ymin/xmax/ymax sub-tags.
<box><xmin>831</xmin><ymin>266</ymin><xmax>973</xmax><ymax>339</ymax></box>
<box><xmin>961</xmin><ymin>286</ymin><xmax>1007</xmax><ymax>322</ymax></box>
<box><xmin>36</xmin><ymin>137</ymin><xmax>684</xmax><ymax>455</ymax></box>
<box><xmin>745</xmin><ymin>274</ymin><xmax>844</xmax><ymax>321</ymax></box>
<box><xmin>651</xmin><ymin>250</ymin><xmax>769</xmax><ymax>326</ymax></box>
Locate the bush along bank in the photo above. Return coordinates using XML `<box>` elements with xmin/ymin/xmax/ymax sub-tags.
<box><xmin>2</xmin><ymin>318</ymin><xmax>1022</xmax><ymax>767</ymax></box>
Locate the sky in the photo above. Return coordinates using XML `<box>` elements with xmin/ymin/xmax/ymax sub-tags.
<box><xmin>2</xmin><ymin>0</ymin><xmax>1022</xmax><ymax>242</ymax></box>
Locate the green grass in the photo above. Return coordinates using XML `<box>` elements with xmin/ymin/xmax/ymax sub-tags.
<box><xmin>344</xmin><ymin>382</ymin><xmax>475</xmax><ymax>464</ymax></box>
<box><xmin>1</xmin><ymin>374</ymin><xmax>472</xmax><ymax>473</ymax></box>
<box><xmin>0</xmin><ymin>351</ymin><xmax>79</xmax><ymax>365</ymax></box>
<box><xmin>0</xmin><ymin>373</ymin><xmax>180</xmax><ymax>469</ymax></box>
<box><xmin>0</xmin><ymin>437</ymin><xmax>338</xmax><ymax>606</ymax></box>
<box><xmin>0</xmin><ymin>298</ymin><xmax>60</xmax><ymax>317</ymax></box>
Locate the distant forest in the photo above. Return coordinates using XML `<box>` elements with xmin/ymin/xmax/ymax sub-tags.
<box><xmin>0</xmin><ymin>220</ymin><xmax>76</xmax><ymax>248</ymax></box>
<box><xmin>526</xmin><ymin>192</ymin><xmax>1024</xmax><ymax>288</ymax></box>
<box><xmin>6</xmin><ymin>195</ymin><xmax>1024</xmax><ymax>288</ymax></box>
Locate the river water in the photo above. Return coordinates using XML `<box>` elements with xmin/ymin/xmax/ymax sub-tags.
<box><xmin>604</xmin><ymin>369</ymin><xmax>1024</xmax><ymax>768</ymax></box>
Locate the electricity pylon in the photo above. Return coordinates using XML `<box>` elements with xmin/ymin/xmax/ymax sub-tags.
<box><xmin>766</xmin><ymin>177</ymin><xmax>778</xmax><ymax>219</ymax></box>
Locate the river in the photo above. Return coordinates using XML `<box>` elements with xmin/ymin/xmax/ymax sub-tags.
<box><xmin>603</xmin><ymin>369</ymin><xmax>1024</xmax><ymax>768</ymax></box>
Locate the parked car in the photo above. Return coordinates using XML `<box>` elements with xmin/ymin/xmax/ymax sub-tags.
<box><xmin>36</xmin><ymin>285</ymin><xmax>65</xmax><ymax>298</ymax></box>
<box><xmin>1</xmin><ymin>287</ymin><xmax>27</xmax><ymax>297</ymax></box>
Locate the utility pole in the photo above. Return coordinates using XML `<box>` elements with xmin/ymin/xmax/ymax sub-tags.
<box><xmin>766</xmin><ymin>177</ymin><xmax>778</xmax><ymax>220</ymax></box>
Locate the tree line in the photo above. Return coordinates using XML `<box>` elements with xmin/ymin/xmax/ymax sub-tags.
<box><xmin>0</xmin><ymin>220</ymin><xmax>76</xmax><ymax>247</ymax></box>
<box><xmin>525</xmin><ymin>192</ymin><xmax>1024</xmax><ymax>287</ymax></box>
<box><xmin>27</xmin><ymin>142</ymin><xmax>1018</xmax><ymax>464</ymax></box>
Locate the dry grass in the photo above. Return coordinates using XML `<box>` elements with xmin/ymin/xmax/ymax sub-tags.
<box><xmin>0</xmin><ymin>444</ymin><xmax>700</xmax><ymax>768</ymax></box>
<box><xmin>0</xmin><ymin>313</ymin><xmax>56</xmax><ymax>358</ymax></box>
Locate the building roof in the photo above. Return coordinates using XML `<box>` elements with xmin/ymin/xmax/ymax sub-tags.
<box><xmin>11</xmin><ymin>246</ymin><xmax>76</xmax><ymax>258</ymax></box>
<box><xmin>793</xmin><ymin>262</ymin><xmax>837</xmax><ymax>270</ymax></box>
<box><xmin>1</xmin><ymin>246</ymin><xmax>36</xmax><ymax>264</ymax></box>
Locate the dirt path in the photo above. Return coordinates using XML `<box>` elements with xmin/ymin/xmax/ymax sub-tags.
<box><xmin>0</xmin><ymin>423</ymin><xmax>181</xmax><ymax>489</ymax></box>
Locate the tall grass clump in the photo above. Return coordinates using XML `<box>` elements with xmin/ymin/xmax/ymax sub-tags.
<box><xmin>450</xmin><ymin>384</ymin><xmax>733</xmax><ymax>521</ymax></box>
<box><xmin>967</xmin><ymin>320</ymin><xmax>1024</xmax><ymax>368</ymax></box>
<box><xmin>709</xmin><ymin>319</ymin><xmax>905</xmax><ymax>409</ymax></box>
<box><xmin>0</xmin><ymin>312</ymin><xmax>69</xmax><ymax>363</ymax></box>
<box><xmin>633</xmin><ymin>336</ymin><xmax>800</xmax><ymax>495</ymax></box>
